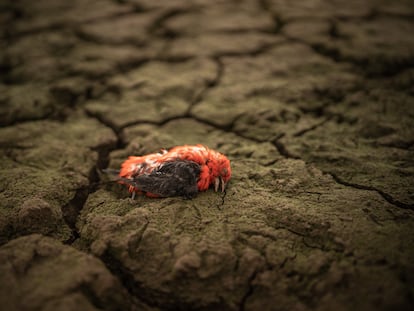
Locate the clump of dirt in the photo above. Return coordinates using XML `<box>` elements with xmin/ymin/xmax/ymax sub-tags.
<box><xmin>0</xmin><ymin>234</ymin><xmax>152</xmax><ymax>310</ymax></box>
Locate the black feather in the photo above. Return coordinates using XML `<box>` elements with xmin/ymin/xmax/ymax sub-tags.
<box><xmin>127</xmin><ymin>160</ymin><xmax>201</xmax><ymax>198</ymax></box>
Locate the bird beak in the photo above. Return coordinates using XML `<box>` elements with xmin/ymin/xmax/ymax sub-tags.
<box><xmin>214</xmin><ymin>177</ymin><xmax>227</xmax><ymax>192</ymax></box>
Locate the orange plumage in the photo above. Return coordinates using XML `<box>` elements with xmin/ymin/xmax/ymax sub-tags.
<box><xmin>118</xmin><ymin>145</ymin><xmax>231</xmax><ymax>198</ymax></box>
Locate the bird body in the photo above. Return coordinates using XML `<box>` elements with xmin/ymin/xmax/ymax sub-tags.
<box><xmin>118</xmin><ymin>145</ymin><xmax>231</xmax><ymax>198</ymax></box>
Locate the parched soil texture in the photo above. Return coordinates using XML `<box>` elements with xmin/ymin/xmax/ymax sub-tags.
<box><xmin>1</xmin><ymin>1</ymin><xmax>414</xmax><ymax>310</ymax></box>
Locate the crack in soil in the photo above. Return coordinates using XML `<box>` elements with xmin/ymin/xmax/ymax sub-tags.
<box><xmin>76</xmin><ymin>282</ymin><xmax>105</xmax><ymax>310</ymax></box>
<box><xmin>239</xmin><ymin>269</ymin><xmax>259</xmax><ymax>311</ymax></box>
<box><xmin>84</xmin><ymin>109</ymin><xmax>125</xmax><ymax>143</ymax></box>
<box><xmin>148</xmin><ymin>7</ymin><xmax>191</xmax><ymax>36</ymax></box>
<box><xmin>62</xmin><ymin>166</ymin><xmax>98</xmax><ymax>245</ymax></box>
<box><xmin>61</xmin><ymin>109</ymin><xmax>127</xmax><ymax>245</ymax></box>
<box><xmin>120</xmin><ymin>114</ymin><xmax>191</xmax><ymax>130</ymax></box>
<box><xmin>188</xmin><ymin>56</ymin><xmax>224</xmax><ymax>111</ymax></box>
<box><xmin>293</xmin><ymin>117</ymin><xmax>331</xmax><ymax>137</ymax></box>
<box><xmin>215</xmin><ymin>189</ymin><xmax>227</xmax><ymax>211</ymax></box>
<box><xmin>307</xmin><ymin>39</ymin><xmax>414</xmax><ymax>78</ymax></box>
<box><xmin>221</xmin><ymin>189</ymin><xmax>227</xmax><ymax>206</ymax></box>
<box><xmin>272</xmin><ymin>138</ymin><xmax>300</xmax><ymax>159</ymax></box>
<box><xmin>62</xmin><ymin>140</ymin><xmax>119</xmax><ymax>245</ymax></box>
<box><xmin>259</xmin><ymin>0</ymin><xmax>286</xmax><ymax>34</ymax></box>
<box><xmin>213</xmin><ymin>39</ymin><xmax>288</xmax><ymax>59</ymax></box>
<box><xmin>329</xmin><ymin>172</ymin><xmax>414</xmax><ymax>211</ymax></box>
<box><xmin>270</xmin><ymin>135</ymin><xmax>413</xmax><ymax>211</ymax></box>
<box><xmin>99</xmin><ymin>250</ymin><xmax>160</xmax><ymax>310</ymax></box>
<box><xmin>1</xmin><ymin>4</ymin><xmax>143</xmax><ymax>42</ymax></box>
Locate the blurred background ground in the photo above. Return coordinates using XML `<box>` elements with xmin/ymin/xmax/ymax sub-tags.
<box><xmin>0</xmin><ymin>1</ymin><xmax>413</xmax><ymax>310</ymax></box>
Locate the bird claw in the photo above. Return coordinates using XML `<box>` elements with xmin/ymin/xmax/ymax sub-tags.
<box><xmin>214</xmin><ymin>177</ymin><xmax>227</xmax><ymax>192</ymax></box>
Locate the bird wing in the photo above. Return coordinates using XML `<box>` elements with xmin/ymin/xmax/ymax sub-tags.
<box><xmin>121</xmin><ymin>160</ymin><xmax>201</xmax><ymax>198</ymax></box>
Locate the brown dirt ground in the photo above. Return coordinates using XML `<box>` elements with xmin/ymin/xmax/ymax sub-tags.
<box><xmin>1</xmin><ymin>1</ymin><xmax>413</xmax><ymax>310</ymax></box>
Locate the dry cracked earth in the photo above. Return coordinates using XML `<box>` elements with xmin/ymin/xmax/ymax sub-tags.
<box><xmin>1</xmin><ymin>0</ymin><xmax>414</xmax><ymax>310</ymax></box>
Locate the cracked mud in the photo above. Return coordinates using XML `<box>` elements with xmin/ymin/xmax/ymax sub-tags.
<box><xmin>1</xmin><ymin>1</ymin><xmax>414</xmax><ymax>310</ymax></box>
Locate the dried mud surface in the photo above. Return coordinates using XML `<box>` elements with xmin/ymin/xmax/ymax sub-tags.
<box><xmin>1</xmin><ymin>1</ymin><xmax>414</xmax><ymax>310</ymax></box>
